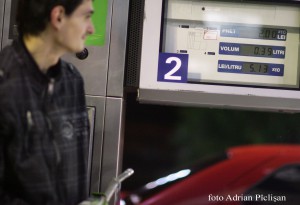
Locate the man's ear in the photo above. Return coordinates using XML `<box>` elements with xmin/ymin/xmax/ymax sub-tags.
<box><xmin>50</xmin><ymin>6</ymin><xmax>66</xmax><ymax>30</ymax></box>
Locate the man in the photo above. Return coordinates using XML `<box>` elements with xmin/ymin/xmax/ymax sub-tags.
<box><xmin>0</xmin><ymin>0</ymin><xmax>95</xmax><ymax>204</ymax></box>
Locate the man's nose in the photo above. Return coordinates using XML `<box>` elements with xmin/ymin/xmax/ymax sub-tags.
<box><xmin>88</xmin><ymin>23</ymin><xmax>95</xmax><ymax>35</ymax></box>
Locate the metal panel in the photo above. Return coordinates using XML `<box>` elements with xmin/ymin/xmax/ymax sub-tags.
<box><xmin>101</xmin><ymin>97</ymin><xmax>125</xmax><ymax>203</ymax></box>
<box><xmin>138</xmin><ymin>88</ymin><xmax>300</xmax><ymax>113</ymax></box>
<box><xmin>86</xmin><ymin>95</ymin><xmax>106</xmax><ymax>194</ymax></box>
<box><xmin>124</xmin><ymin>0</ymin><xmax>145</xmax><ymax>88</ymax></box>
<box><xmin>86</xmin><ymin>106</ymin><xmax>96</xmax><ymax>193</ymax></box>
<box><xmin>0</xmin><ymin>0</ymin><xmax>5</xmax><ymax>50</ymax></box>
<box><xmin>2</xmin><ymin>0</ymin><xmax>18</xmax><ymax>48</ymax></box>
<box><xmin>2</xmin><ymin>0</ymin><xmax>13</xmax><ymax>49</ymax></box>
<box><xmin>106</xmin><ymin>0</ymin><xmax>130</xmax><ymax>97</ymax></box>
<box><xmin>63</xmin><ymin>46</ymin><xmax>109</xmax><ymax>96</ymax></box>
<box><xmin>62</xmin><ymin>0</ymin><xmax>114</xmax><ymax>97</ymax></box>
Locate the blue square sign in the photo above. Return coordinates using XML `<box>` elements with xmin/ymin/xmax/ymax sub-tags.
<box><xmin>157</xmin><ymin>53</ymin><xmax>188</xmax><ymax>83</ymax></box>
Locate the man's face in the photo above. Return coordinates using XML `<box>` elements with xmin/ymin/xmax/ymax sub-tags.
<box><xmin>58</xmin><ymin>0</ymin><xmax>95</xmax><ymax>53</ymax></box>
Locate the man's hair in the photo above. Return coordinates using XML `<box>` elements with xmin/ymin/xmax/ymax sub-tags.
<box><xmin>16</xmin><ymin>0</ymin><xmax>84</xmax><ymax>36</ymax></box>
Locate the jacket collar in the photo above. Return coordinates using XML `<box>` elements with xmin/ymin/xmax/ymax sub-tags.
<box><xmin>12</xmin><ymin>39</ymin><xmax>62</xmax><ymax>84</ymax></box>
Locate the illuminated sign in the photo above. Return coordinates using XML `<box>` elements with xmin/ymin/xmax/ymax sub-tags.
<box><xmin>163</xmin><ymin>21</ymin><xmax>298</xmax><ymax>88</ymax></box>
<box><xmin>138</xmin><ymin>0</ymin><xmax>300</xmax><ymax>112</ymax></box>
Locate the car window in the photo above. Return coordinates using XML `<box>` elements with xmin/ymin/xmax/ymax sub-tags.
<box><xmin>242</xmin><ymin>164</ymin><xmax>300</xmax><ymax>205</ymax></box>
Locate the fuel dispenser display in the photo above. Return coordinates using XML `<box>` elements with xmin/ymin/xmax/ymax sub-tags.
<box><xmin>139</xmin><ymin>0</ymin><xmax>300</xmax><ymax>112</ymax></box>
<box><xmin>162</xmin><ymin>1</ymin><xmax>299</xmax><ymax>88</ymax></box>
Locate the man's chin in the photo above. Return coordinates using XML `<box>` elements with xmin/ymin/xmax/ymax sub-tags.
<box><xmin>72</xmin><ymin>47</ymin><xmax>85</xmax><ymax>54</ymax></box>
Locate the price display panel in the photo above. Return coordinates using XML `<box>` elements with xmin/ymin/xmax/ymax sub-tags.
<box><xmin>139</xmin><ymin>0</ymin><xmax>300</xmax><ymax>112</ymax></box>
<box><xmin>162</xmin><ymin>1</ymin><xmax>299</xmax><ymax>88</ymax></box>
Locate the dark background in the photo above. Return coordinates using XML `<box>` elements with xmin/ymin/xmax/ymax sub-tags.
<box><xmin>121</xmin><ymin>92</ymin><xmax>300</xmax><ymax>191</ymax></box>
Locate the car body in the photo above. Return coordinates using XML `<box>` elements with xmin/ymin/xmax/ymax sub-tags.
<box><xmin>121</xmin><ymin>144</ymin><xmax>300</xmax><ymax>205</ymax></box>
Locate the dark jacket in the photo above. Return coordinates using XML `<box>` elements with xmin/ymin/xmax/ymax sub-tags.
<box><xmin>0</xmin><ymin>40</ymin><xmax>90</xmax><ymax>205</ymax></box>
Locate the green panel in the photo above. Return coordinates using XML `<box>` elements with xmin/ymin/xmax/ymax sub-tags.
<box><xmin>85</xmin><ymin>0</ymin><xmax>108</xmax><ymax>46</ymax></box>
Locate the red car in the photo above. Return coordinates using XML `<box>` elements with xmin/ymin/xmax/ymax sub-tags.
<box><xmin>121</xmin><ymin>144</ymin><xmax>300</xmax><ymax>205</ymax></box>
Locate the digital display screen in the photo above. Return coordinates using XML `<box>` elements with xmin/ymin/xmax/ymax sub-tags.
<box><xmin>240</xmin><ymin>45</ymin><xmax>273</xmax><ymax>57</ymax></box>
<box><xmin>242</xmin><ymin>62</ymin><xmax>268</xmax><ymax>74</ymax></box>
<box><xmin>256</xmin><ymin>28</ymin><xmax>287</xmax><ymax>40</ymax></box>
<box><xmin>219</xmin><ymin>42</ymin><xmax>286</xmax><ymax>58</ymax></box>
<box><xmin>221</xmin><ymin>26</ymin><xmax>287</xmax><ymax>41</ymax></box>
<box><xmin>218</xmin><ymin>60</ymin><xmax>284</xmax><ymax>76</ymax></box>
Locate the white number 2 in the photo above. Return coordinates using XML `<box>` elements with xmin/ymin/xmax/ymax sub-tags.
<box><xmin>164</xmin><ymin>57</ymin><xmax>182</xmax><ymax>80</ymax></box>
